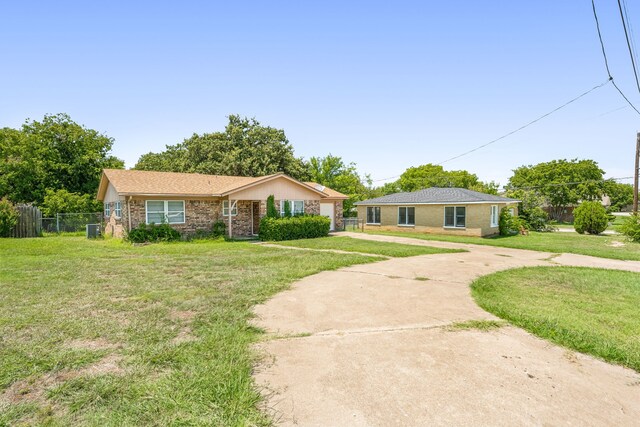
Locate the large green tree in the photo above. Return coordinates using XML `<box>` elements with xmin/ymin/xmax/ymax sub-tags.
<box><xmin>307</xmin><ymin>154</ymin><xmax>368</xmax><ymax>216</ymax></box>
<box><xmin>397</xmin><ymin>163</ymin><xmax>498</xmax><ymax>194</ymax></box>
<box><xmin>603</xmin><ymin>180</ymin><xmax>634</xmax><ymax>212</ymax></box>
<box><xmin>135</xmin><ymin>115</ymin><xmax>308</xmax><ymax>180</ymax></box>
<box><xmin>506</xmin><ymin>159</ymin><xmax>605</xmax><ymax>220</ymax></box>
<box><xmin>0</xmin><ymin>114</ymin><xmax>124</xmax><ymax>205</ymax></box>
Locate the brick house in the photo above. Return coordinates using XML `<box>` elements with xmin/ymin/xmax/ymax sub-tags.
<box><xmin>97</xmin><ymin>169</ymin><xmax>347</xmax><ymax>238</ymax></box>
<box><xmin>355</xmin><ymin>188</ymin><xmax>519</xmax><ymax>237</ymax></box>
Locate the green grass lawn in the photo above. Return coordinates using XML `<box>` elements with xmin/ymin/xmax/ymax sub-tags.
<box><xmin>0</xmin><ymin>236</ymin><xmax>379</xmax><ymax>426</ymax></box>
<box><xmin>471</xmin><ymin>267</ymin><xmax>640</xmax><ymax>372</ymax></box>
<box><xmin>270</xmin><ymin>236</ymin><xmax>465</xmax><ymax>257</ymax></box>
<box><xmin>359</xmin><ymin>229</ymin><xmax>640</xmax><ymax>261</ymax></box>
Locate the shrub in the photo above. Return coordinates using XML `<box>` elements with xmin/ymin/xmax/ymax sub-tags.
<box><xmin>618</xmin><ymin>213</ymin><xmax>640</xmax><ymax>242</ymax></box>
<box><xmin>212</xmin><ymin>220</ymin><xmax>226</xmax><ymax>237</ymax></box>
<box><xmin>519</xmin><ymin>206</ymin><xmax>553</xmax><ymax>232</ymax></box>
<box><xmin>498</xmin><ymin>207</ymin><xmax>515</xmax><ymax>236</ymax></box>
<box><xmin>573</xmin><ymin>201</ymin><xmax>608</xmax><ymax>235</ymax></box>
<box><xmin>283</xmin><ymin>200</ymin><xmax>292</xmax><ymax>217</ymax></box>
<box><xmin>126</xmin><ymin>222</ymin><xmax>181</xmax><ymax>243</ymax></box>
<box><xmin>259</xmin><ymin>215</ymin><xmax>330</xmax><ymax>241</ymax></box>
<box><xmin>266</xmin><ymin>195</ymin><xmax>278</xmax><ymax>218</ymax></box>
<box><xmin>41</xmin><ymin>189</ymin><xmax>102</xmax><ymax>217</ymax></box>
<box><xmin>0</xmin><ymin>198</ymin><xmax>19</xmax><ymax>237</ymax></box>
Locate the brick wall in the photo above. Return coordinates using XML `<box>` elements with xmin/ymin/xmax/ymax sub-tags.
<box><xmin>334</xmin><ymin>201</ymin><xmax>344</xmax><ymax>230</ymax></box>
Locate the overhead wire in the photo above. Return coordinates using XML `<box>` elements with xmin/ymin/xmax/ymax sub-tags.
<box><xmin>617</xmin><ymin>0</ymin><xmax>640</xmax><ymax>94</ymax></box>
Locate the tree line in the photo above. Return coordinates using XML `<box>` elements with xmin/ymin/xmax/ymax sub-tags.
<box><xmin>0</xmin><ymin>113</ymin><xmax>634</xmax><ymax>221</ymax></box>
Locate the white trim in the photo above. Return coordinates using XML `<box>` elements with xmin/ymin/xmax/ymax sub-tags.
<box><xmin>114</xmin><ymin>201</ymin><xmax>122</xmax><ymax>218</ymax></box>
<box><xmin>280</xmin><ymin>199</ymin><xmax>304</xmax><ymax>216</ymax></box>
<box><xmin>145</xmin><ymin>200</ymin><xmax>186</xmax><ymax>224</ymax></box>
<box><xmin>490</xmin><ymin>205</ymin><xmax>499</xmax><ymax>228</ymax></box>
<box><xmin>397</xmin><ymin>206</ymin><xmax>415</xmax><ymax>226</ymax></box>
<box><xmin>223</xmin><ymin>200</ymin><xmax>238</xmax><ymax>216</ymax></box>
<box><xmin>443</xmin><ymin>206</ymin><xmax>466</xmax><ymax>228</ymax></box>
<box><xmin>366</xmin><ymin>206</ymin><xmax>381</xmax><ymax>225</ymax></box>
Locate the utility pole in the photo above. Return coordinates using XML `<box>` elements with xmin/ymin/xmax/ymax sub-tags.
<box><xmin>635</xmin><ymin>132</ymin><xmax>640</xmax><ymax>213</ymax></box>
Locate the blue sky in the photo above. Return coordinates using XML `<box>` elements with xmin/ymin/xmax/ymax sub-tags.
<box><xmin>1</xmin><ymin>1</ymin><xmax>639</xmax><ymax>187</ymax></box>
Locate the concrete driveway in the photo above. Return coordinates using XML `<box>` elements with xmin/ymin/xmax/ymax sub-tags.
<box><xmin>253</xmin><ymin>233</ymin><xmax>640</xmax><ymax>426</ymax></box>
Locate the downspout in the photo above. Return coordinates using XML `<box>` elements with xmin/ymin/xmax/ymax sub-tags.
<box><xmin>127</xmin><ymin>196</ymin><xmax>132</xmax><ymax>232</ymax></box>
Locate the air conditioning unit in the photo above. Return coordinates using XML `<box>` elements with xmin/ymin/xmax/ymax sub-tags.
<box><xmin>86</xmin><ymin>224</ymin><xmax>101</xmax><ymax>239</ymax></box>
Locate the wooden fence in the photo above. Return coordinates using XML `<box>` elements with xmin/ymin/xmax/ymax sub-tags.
<box><xmin>10</xmin><ymin>205</ymin><xmax>42</xmax><ymax>238</ymax></box>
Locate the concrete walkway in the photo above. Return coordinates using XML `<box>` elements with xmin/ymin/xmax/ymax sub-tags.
<box><xmin>253</xmin><ymin>233</ymin><xmax>640</xmax><ymax>426</ymax></box>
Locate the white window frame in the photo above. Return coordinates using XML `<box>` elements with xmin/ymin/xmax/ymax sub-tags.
<box><xmin>104</xmin><ymin>202</ymin><xmax>110</xmax><ymax>218</ymax></box>
<box><xmin>223</xmin><ymin>200</ymin><xmax>238</xmax><ymax>216</ymax></box>
<box><xmin>397</xmin><ymin>206</ymin><xmax>415</xmax><ymax>226</ymax></box>
<box><xmin>490</xmin><ymin>205</ymin><xmax>499</xmax><ymax>227</ymax></box>
<box><xmin>280</xmin><ymin>200</ymin><xmax>304</xmax><ymax>216</ymax></box>
<box><xmin>114</xmin><ymin>201</ymin><xmax>122</xmax><ymax>218</ymax></box>
<box><xmin>444</xmin><ymin>206</ymin><xmax>466</xmax><ymax>228</ymax></box>
<box><xmin>366</xmin><ymin>206</ymin><xmax>381</xmax><ymax>224</ymax></box>
<box><xmin>145</xmin><ymin>200</ymin><xmax>185</xmax><ymax>224</ymax></box>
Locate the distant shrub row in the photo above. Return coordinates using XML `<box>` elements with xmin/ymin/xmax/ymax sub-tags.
<box><xmin>259</xmin><ymin>215</ymin><xmax>330</xmax><ymax>241</ymax></box>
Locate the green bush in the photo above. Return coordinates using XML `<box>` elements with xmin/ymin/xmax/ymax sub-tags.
<box><xmin>498</xmin><ymin>207</ymin><xmax>516</xmax><ymax>236</ymax></box>
<box><xmin>520</xmin><ymin>206</ymin><xmax>553</xmax><ymax>232</ymax></box>
<box><xmin>126</xmin><ymin>222</ymin><xmax>181</xmax><ymax>243</ymax></box>
<box><xmin>266</xmin><ymin>195</ymin><xmax>278</xmax><ymax>218</ymax></box>
<box><xmin>0</xmin><ymin>198</ymin><xmax>19</xmax><ymax>237</ymax></box>
<box><xmin>618</xmin><ymin>213</ymin><xmax>640</xmax><ymax>242</ymax></box>
<box><xmin>573</xmin><ymin>201</ymin><xmax>608</xmax><ymax>235</ymax></box>
<box><xmin>283</xmin><ymin>200</ymin><xmax>292</xmax><ymax>217</ymax></box>
<box><xmin>212</xmin><ymin>220</ymin><xmax>226</xmax><ymax>237</ymax></box>
<box><xmin>259</xmin><ymin>215</ymin><xmax>330</xmax><ymax>241</ymax></box>
<box><xmin>41</xmin><ymin>189</ymin><xmax>102</xmax><ymax>217</ymax></box>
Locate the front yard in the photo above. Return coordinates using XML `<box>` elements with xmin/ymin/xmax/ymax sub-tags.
<box><xmin>472</xmin><ymin>267</ymin><xmax>640</xmax><ymax>372</ymax></box>
<box><xmin>359</xmin><ymin>229</ymin><xmax>640</xmax><ymax>261</ymax></box>
<box><xmin>270</xmin><ymin>236</ymin><xmax>465</xmax><ymax>257</ymax></box>
<box><xmin>0</xmin><ymin>236</ymin><xmax>380</xmax><ymax>426</ymax></box>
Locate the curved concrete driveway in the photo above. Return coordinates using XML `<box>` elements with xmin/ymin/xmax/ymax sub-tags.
<box><xmin>253</xmin><ymin>233</ymin><xmax>640</xmax><ymax>426</ymax></box>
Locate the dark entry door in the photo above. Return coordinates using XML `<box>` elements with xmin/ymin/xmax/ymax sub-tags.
<box><xmin>252</xmin><ymin>201</ymin><xmax>260</xmax><ymax>235</ymax></box>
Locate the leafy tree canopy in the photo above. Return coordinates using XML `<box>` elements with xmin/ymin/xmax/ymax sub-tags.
<box><xmin>307</xmin><ymin>154</ymin><xmax>368</xmax><ymax>215</ymax></box>
<box><xmin>397</xmin><ymin>163</ymin><xmax>498</xmax><ymax>194</ymax></box>
<box><xmin>506</xmin><ymin>159</ymin><xmax>605</xmax><ymax>220</ymax></box>
<box><xmin>0</xmin><ymin>113</ymin><xmax>124</xmax><ymax>204</ymax></box>
<box><xmin>135</xmin><ymin>115</ymin><xmax>308</xmax><ymax>180</ymax></box>
<box><xmin>603</xmin><ymin>180</ymin><xmax>634</xmax><ymax>212</ymax></box>
<box><xmin>41</xmin><ymin>189</ymin><xmax>103</xmax><ymax>217</ymax></box>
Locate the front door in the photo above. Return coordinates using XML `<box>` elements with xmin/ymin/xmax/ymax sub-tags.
<box><xmin>251</xmin><ymin>201</ymin><xmax>260</xmax><ymax>235</ymax></box>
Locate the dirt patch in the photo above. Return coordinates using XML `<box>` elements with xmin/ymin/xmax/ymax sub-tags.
<box><xmin>608</xmin><ymin>241</ymin><xmax>625</xmax><ymax>248</ymax></box>
<box><xmin>171</xmin><ymin>326</ymin><xmax>197</xmax><ymax>345</ymax></box>
<box><xmin>170</xmin><ymin>310</ymin><xmax>197</xmax><ymax>321</ymax></box>
<box><xmin>0</xmin><ymin>354</ymin><xmax>124</xmax><ymax>405</ymax></box>
<box><xmin>66</xmin><ymin>338</ymin><xmax>120</xmax><ymax>351</ymax></box>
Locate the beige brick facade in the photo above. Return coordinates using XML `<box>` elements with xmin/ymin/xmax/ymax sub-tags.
<box><xmin>357</xmin><ymin>203</ymin><xmax>516</xmax><ymax>237</ymax></box>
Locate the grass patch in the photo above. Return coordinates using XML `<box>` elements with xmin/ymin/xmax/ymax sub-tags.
<box><xmin>0</xmin><ymin>236</ymin><xmax>380</xmax><ymax>425</ymax></box>
<box><xmin>448</xmin><ymin>319</ymin><xmax>506</xmax><ymax>331</ymax></box>
<box><xmin>414</xmin><ymin>276</ymin><xmax>430</xmax><ymax>281</ymax></box>
<box><xmin>271</xmin><ymin>236</ymin><xmax>464</xmax><ymax>257</ymax></box>
<box><xmin>360</xmin><ymin>230</ymin><xmax>640</xmax><ymax>261</ymax></box>
<box><xmin>471</xmin><ymin>266</ymin><xmax>640</xmax><ymax>371</ymax></box>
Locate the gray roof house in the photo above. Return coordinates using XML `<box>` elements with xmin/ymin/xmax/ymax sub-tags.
<box><xmin>354</xmin><ymin>188</ymin><xmax>519</xmax><ymax>237</ymax></box>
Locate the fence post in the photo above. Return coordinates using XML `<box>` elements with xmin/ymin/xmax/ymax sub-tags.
<box><xmin>56</xmin><ymin>213</ymin><xmax>60</xmax><ymax>233</ymax></box>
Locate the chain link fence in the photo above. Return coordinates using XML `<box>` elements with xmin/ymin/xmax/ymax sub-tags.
<box><xmin>342</xmin><ymin>217</ymin><xmax>364</xmax><ymax>231</ymax></box>
<box><xmin>41</xmin><ymin>212</ymin><xmax>103</xmax><ymax>233</ymax></box>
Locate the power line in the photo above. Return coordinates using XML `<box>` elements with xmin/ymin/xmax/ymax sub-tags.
<box><xmin>617</xmin><ymin>0</ymin><xmax>640</xmax><ymax>94</ymax></box>
<box><xmin>591</xmin><ymin>0</ymin><xmax>640</xmax><ymax>115</ymax></box>
<box><xmin>370</xmin><ymin>79</ymin><xmax>611</xmax><ymax>183</ymax></box>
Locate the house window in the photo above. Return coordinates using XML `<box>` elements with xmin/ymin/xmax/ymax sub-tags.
<box><xmin>223</xmin><ymin>200</ymin><xmax>237</xmax><ymax>216</ymax></box>
<box><xmin>280</xmin><ymin>200</ymin><xmax>304</xmax><ymax>216</ymax></box>
<box><xmin>398</xmin><ymin>206</ymin><xmax>415</xmax><ymax>226</ymax></box>
<box><xmin>366</xmin><ymin>207</ymin><xmax>381</xmax><ymax>224</ymax></box>
<box><xmin>146</xmin><ymin>200</ymin><xmax>185</xmax><ymax>224</ymax></box>
<box><xmin>490</xmin><ymin>205</ymin><xmax>499</xmax><ymax>227</ymax></box>
<box><xmin>509</xmin><ymin>208</ymin><xmax>515</xmax><ymax>216</ymax></box>
<box><xmin>104</xmin><ymin>203</ymin><xmax>110</xmax><ymax>218</ymax></box>
<box><xmin>444</xmin><ymin>206</ymin><xmax>466</xmax><ymax>228</ymax></box>
<box><xmin>114</xmin><ymin>201</ymin><xmax>122</xmax><ymax>218</ymax></box>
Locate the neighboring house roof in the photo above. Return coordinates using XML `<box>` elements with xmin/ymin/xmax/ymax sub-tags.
<box><xmin>97</xmin><ymin>169</ymin><xmax>347</xmax><ymax>200</ymax></box>
<box><xmin>354</xmin><ymin>188</ymin><xmax>519</xmax><ymax>205</ymax></box>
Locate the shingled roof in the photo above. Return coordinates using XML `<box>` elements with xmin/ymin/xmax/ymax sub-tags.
<box><xmin>354</xmin><ymin>188</ymin><xmax>518</xmax><ymax>205</ymax></box>
<box><xmin>97</xmin><ymin>169</ymin><xmax>348</xmax><ymax>199</ymax></box>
